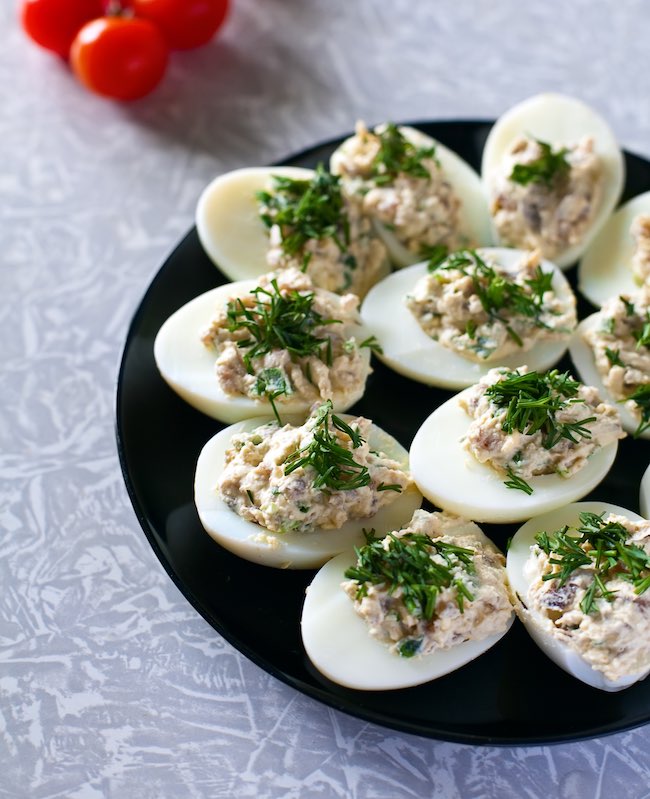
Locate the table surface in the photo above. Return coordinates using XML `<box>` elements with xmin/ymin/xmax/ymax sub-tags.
<box><xmin>3</xmin><ymin>1</ymin><xmax>650</xmax><ymax>796</ymax></box>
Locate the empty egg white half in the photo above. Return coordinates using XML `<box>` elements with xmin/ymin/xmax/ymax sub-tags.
<box><xmin>578</xmin><ymin>191</ymin><xmax>650</xmax><ymax>307</ymax></box>
<box><xmin>331</xmin><ymin>125</ymin><xmax>493</xmax><ymax>268</ymax></box>
<box><xmin>409</xmin><ymin>388</ymin><xmax>619</xmax><ymax>524</ymax></box>
<box><xmin>569</xmin><ymin>314</ymin><xmax>650</xmax><ymax>439</ymax></box>
<box><xmin>360</xmin><ymin>247</ymin><xmax>575</xmax><ymax>389</ymax></box>
<box><xmin>507</xmin><ymin>501</ymin><xmax>648</xmax><ymax>691</ymax></box>
<box><xmin>301</xmin><ymin>521</ymin><xmax>513</xmax><ymax>690</ymax></box>
<box><xmin>481</xmin><ymin>93</ymin><xmax>624</xmax><ymax>270</ymax></box>
<box><xmin>194</xmin><ymin>416</ymin><xmax>422</xmax><ymax>569</ymax></box>
<box><xmin>153</xmin><ymin>279</ymin><xmax>371</xmax><ymax>424</ymax></box>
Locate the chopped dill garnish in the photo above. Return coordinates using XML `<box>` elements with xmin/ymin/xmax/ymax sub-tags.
<box><xmin>226</xmin><ymin>279</ymin><xmax>340</xmax><ymax>374</ymax></box>
<box><xmin>484</xmin><ymin>369</ymin><xmax>597</xmax><ymax>450</ymax></box>
<box><xmin>422</xmin><ymin>243</ymin><xmax>449</xmax><ymax>270</ymax></box>
<box><xmin>429</xmin><ymin>249</ymin><xmax>556</xmax><ymax>348</ymax></box>
<box><xmin>535</xmin><ymin>511</ymin><xmax>650</xmax><ymax>615</ymax></box>
<box><xmin>621</xmin><ymin>296</ymin><xmax>636</xmax><ymax>317</ymax></box>
<box><xmin>283</xmin><ymin>400</ymin><xmax>370</xmax><ymax>491</ymax></box>
<box><xmin>604</xmin><ymin>347</ymin><xmax>626</xmax><ymax>367</ymax></box>
<box><xmin>371</xmin><ymin>123</ymin><xmax>437</xmax><ymax>186</ymax></box>
<box><xmin>359</xmin><ymin>334</ymin><xmax>384</xmax><ymax>355</ymax></box>
<box><xmin>252</xmin><ymin>367</ymin><xmax>289</xmax><ymax>425</ymax></box>
<box><xmin>625</xmin><ymin>384</ymin><xmax>650</xmax><ymax>438</ymax></box>
<box><xmin>633</xmin><ymin>312</ymin><xmax>650</xmax><ymax>349</ymax></box>
<box><xmin>257</xmin><ymin>164</ymin><xmax>350</xmax><ymax>256</ymax></box>
<box><xmin>245</xmin><ymin>489</ymin><xmax>255</xmax><ymax>505</ymax></box>
<box><xmin>344</xmin><ymin>529</ymin><xmax>475</xmax><ymax>632</ymax></box>
<box><xmin>504</xmin><ymin>467</ymin><xmax>533</xmax><ymax>495</ymax></box>
<box><xmin>509</xmin><ymin>138</ymin><xmax>571</xmax><ymax>187</ymax></box>
<box><xmin>377</xmin><ymin>483</ymin><xmax>403</xmax><ymax>493</ymax></box>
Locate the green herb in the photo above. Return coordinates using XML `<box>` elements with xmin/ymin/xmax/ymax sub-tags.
<box><xmin>504</xmin><ymin>467</ymin><xmax>533</xmax><ymax>495</ymax></box>
<box><xmin>605</xmin><ymin>347</ymin><xmax>626</xmax><ymax>367</ymax></box>
<box><xmin>359</xmin><ymin>335</ymin><xmax>384</xmax><ymax>355</ymax></box>
<box><xmin>633</xmin><ymin>313</ymin><xmax>650</xmax><ymax>349</ymax></box>
<box><xmin>283</xmin><ymin>400</ymin><xmax>370</xmax><ymax>491</ymax></box>
<box><xmin>465</xmin><ymin>319</ymin><xmax>477</xmax><ymax>339</ymax></box>
<box><xmin>226</xmin><ymin>279</ymin><xmax>340</xmax><ymax>374</ymax></box>
<box><xmin>396</xmin><ymin>638</ymin><xmax>422</xmax><ymax>658</ymax></box>
<box><xmin>509</xmin><ymin>138</ymin><xmax>570</xmax><ymax>187</ymax></box>
<box><xmin>484</xmin><ymin>369</ymin><xmax>597</xmax><ymax>450</ymax></box>
<box><xmin>423</xmin><ymin>243</ymin><xmax>449</xmax><ymax>270</ymax></box>
<box><xmin>602</xmin><ymin>317</ymin><xmax>616</xmax><ymax>334</ymax></box>
<box><xmin>371</xmin><ymin>123</ymin><xmax>437</xmax><ymax>186</ymax></box>
<box><xmin>344</xmin><ymin>529</ymin><xmax>476</xmax><ymax>635</ymax></box>
<box><xmin>535</xmin><ymin>511</ymin><xmax>650</xmax><ymax>615</ymax></box>
<box><xmin>377</xmin><ymin>483</ymin><xmax>403</xmax><ymax>493</ymax></box>
<box><xmin>625</xmin><ymin>384</ymin><xmax>650</xmax><ymax>437</ymax></box>
<box><xmin>252</xmin><ymin>367</ymin><xmax>289</xmax><ymax>425</ymax></box>
<box><xmin>621</xmin><ymin>296</ymin><xmax>636</xmax><ymax>317</ymax></box>
<box><xmin>246</xmin><ymin>489</ymin><xmax>255</xmax><ymax>505</ymax></box>
<box><xmin>430</xmin><ymin>249</ymin><xmax>556</xmax><ymax>350</ymax></box>
<box><xmin>257</xmin><ymin>164</ymin><xmax>349</xmax><ymax>255</ymax></box>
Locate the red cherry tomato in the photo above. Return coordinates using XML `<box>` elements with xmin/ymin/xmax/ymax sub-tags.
<box><xmin>130</xmin><ymin>0</ymin><xmax>229</xmax><ymax>50</ymax></box>
<box><xmin>70</xmin><ymin>17</ymin><xmax>168</xmax><ymax>101</ymax></box>
<box><xmin>20</xmin><ymin>0</ymin><xmax>104</xmax><ymax>58</ymax></box>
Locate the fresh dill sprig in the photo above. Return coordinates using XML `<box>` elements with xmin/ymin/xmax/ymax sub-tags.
<box><xmin>422</xmin><ymin>243</ymin><xmax>449</xmax><ymax>270</ymax></box>
<box><xmin>484</xmin><ymin>369</ymin><xmax>597</xmax><ymax>450</ymax></box>
<box><xmin>226</xmin><ymin>279</ymin><xmax>340</xmax><ymax>373</ymax></box>
<box><xmin>633</xmin><ymin>312</ymin><xmax>650</xmax><ymax>349</ymax></box>
<box><xmin>283</xmin><ymin>400</ymin><xmax>370</xmax><ymax>491</ymax></box>
<box><xmin>371</xmin><ymin>123</ymin><xmax>437</xmax><ymax>186</ymax></box>
<box><xmin>504</xmin><ymin>467</ymin><xmax>533</xmax><ymax>495</ymax></box>
<box><xmin>535</xmin><ymin>511</ymin><xmax>650</xmax><ymax>615</ymax></box>
<box><xmin>359</xmin><ymin>334</ymin><xmax>384</xmax><ymax>355</ymax></box>
<box><xmin>625</xmin><ymin>384</ymin><xmax>650</xmax><ymax>438</ymax></box>
<box><xmin>256</xmin><ymin>164</ymin><xmax>350</xmax><ymax>256</ymax></box>
<box><xmin>429</xmin><ymin>249</ymin><xmax>556</xmax><ymax>348</ymax></box>
<box><xmin>344</xmin><ymin>529</ymin><xmax>476</xmax><ymax>656</ymax></box>
<box><xmin>621</xmin><ymin>296</ymin><xmax>636</xmax><ymax>317</ymax></box>
<box><xmin>605</xmin><ymin>347</ymin><xmax>626</xmax><ymax>367</ymax></box>
<box><xmin>252</xmin><ymin>367</ymin><xmax>289</xmax><ymax>425</ymax></box>
<box><xmin>510</xmin><ymin>138</ymin><xmax>571</xmax><ymax>187</ymax></box>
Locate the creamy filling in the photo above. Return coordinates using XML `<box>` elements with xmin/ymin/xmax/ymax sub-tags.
<box><xmin>631</xmin><ymin>214</ymin><xmax>650</xmax><ymax>285</ymax></box>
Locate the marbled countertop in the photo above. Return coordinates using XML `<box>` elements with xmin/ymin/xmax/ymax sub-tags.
<box><xmin>3</xmin><ymin>1</ymin><xmax>650</xmax><ymax>796</ymax></box>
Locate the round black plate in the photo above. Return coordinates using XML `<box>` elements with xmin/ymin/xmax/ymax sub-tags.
<box><xmin>116</xmin><ymin>121</ymin><xmax>650</xmax><ymax>746</ymax></box>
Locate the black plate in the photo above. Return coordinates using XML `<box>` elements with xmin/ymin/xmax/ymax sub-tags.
<box><xmin>116</xmin><ymin>121</ymin><xmax>650</xmax><ymax>746</ymax></box>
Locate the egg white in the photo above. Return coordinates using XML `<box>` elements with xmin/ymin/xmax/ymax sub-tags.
<box><xmin>153</xmin><ymin>279</ymin><xmax>372</xmax><ymax>424</ymax></box>
<box><xmin>507</xmin><ymin>501</ymin><xmax>648</xmax><ymax>691</ymax></box>
<box><xmin>578</xmin><ymin>191</ymin><xmax>650</xmax><ymax>307</ymax></box>
<box><xmin>360</xmin><ymin>247</ymin><xmax>575</xmax><ymax>389</ymax></box>
<box><xmin>330</xmin><ymin>125</ymin><xmax>493</xmax><ymax>268</ymax></box>
<box><xmin>301</xmin><ymin>520</ymin><xmax>513</xmax><ymax>690</ymax></box>
<box><xmin>641</xmin><ymin>464</ymin><xmax>650</xmax><ymax>518</ymax></box>
<box><xmin>481</xmin><ymin>93</ymin><xmax>625</xmax><ymax>270</ymax></box>
<box><xmin>408</xmin><ymin>387</ymin><xmax>620</xmax><ymax>524</ymax></box>
<box><xmin>195</xmin><ymin>165</ymin><xmax>391</xmax><ymax>294</ymax></box>
<box><xmin>569</xmin><ymin>314</ymin><xmax>650</xmax><ymax>439</ymax></box>
<box><xmin>194</xmin><ymin>416</ymin><xmax>423</xmax><ymax>569</ymax></box>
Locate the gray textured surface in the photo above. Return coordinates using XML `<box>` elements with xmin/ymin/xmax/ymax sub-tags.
<box><xmin>3</xmin><ymin>1</ymin><xmax>650</xmax><ymax>796</ymax></box>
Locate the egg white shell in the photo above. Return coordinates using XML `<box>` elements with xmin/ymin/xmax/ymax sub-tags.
<box><xmin>640</xmin><ymin>464</ymin><xmax>650</xmax><ymax>518</ymax></box>
<box><xmin>360</xmin><ymin>247</ymin><xmax>575</xmax><ymax>389</ymax></box>
<box><xmin>301</xmin><ymin>524</ymin><xmax>513</xmax><ymax>690</ymax></box>
<box><xmin>569</xmin><ymin>314</ymin><xmax>650</xmax><ymax>439</ymax></box>
<box><xmin>331</xmin><ymin>125</ymin><xmax>493</xmax><ymax>269</ymax></box>
<box><xmin>481</xmin><ymin>93</ymin><xmax>625</xmax><ymax>270</ymax></box>
<box><xmin>578</xmin><ymin>191</ymin><xmax>650</xmax><ymax>307</ymax></box>
<box><xmin>154</xmin><ymin>279</ymin><xmax>371</xmax><ymax>424</ymax></box>
<box><xmin>195</xmin><ymin>166</ymin><xmax>390</xmax><ymax>293</ymax></box>
<box><xmin>409</xmin><ymin>388</ymin><xmax>620</xmax><ymax>524</ymax></box>
<box><xmin>194</xmin><ymin>417</ymin><xmax>423</xmax><ymax>569</ymax></box>
<box><xmin>507</xmin><ymin>501</ymin><xmax>648</xmax><ymax>691</ymax></box>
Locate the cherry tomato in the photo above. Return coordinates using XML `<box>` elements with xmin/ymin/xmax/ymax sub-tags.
<box><xmin>20</xmin><ymin>0</ymin><xmax>104</xmax><ymax>58</ymax></box>
<box><xmin>131</xmin><ymin>0</ymin><xmax>229</xmax><ymax>50</ymax></box>
<box><xmin>70</xmin><ymin>17</ymin><xmax>168</xmax><ymax>101</ymax></box>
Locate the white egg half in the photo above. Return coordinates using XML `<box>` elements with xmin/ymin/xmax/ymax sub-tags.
<box><xmin>578</xmin><ymin>191</ymin><xmax>650</xmax><ymax>307</ymax></box>
<box><xmin>569</xmin><ymin>314</ymin><xmax>650</xmax><ymax>439</ymax></box>
<box><xmin>481</xmin><ymin>93</ymin><xmax>625</xmax><ymax>270</ymax></box>
<box><xmin>196</xmin><ymin>166</ymin><xmax>314</xmax><ymax>282</ymax></box>
<box><xmin>301</xmin><ymin>522</ymin><xmax>513</xmax><ymax>690</ymax></box>
<box><xmin>330</xmin><ymin>125</ymin><xmax>493</xmax><ymax>268</ymax></box>
<box><xmin>640</xmin><ymin>464</ymin><xmax>650</xmax><ymax>518</ymax></box>
<box><xmin>360</xmin><ymin>247</ymin><xmax>575</xmax><ymax>389</ymax></box>
<box><xmin>507</xmin><ymin>501</ymin><xmax>648</xmax><ymax>691</ymax></box>
<box><xmin>194</xmin><ymin>416</ymin><xmax>423</xmax><ymax>569</ymax></box>
<box><xmin>409</xmin><ymin>388</ymin><xmax>619</xmax><ymax>524</ymax></box>
<box><xmin>153</xmin><ymin>279</ymin><xmax>371</xmax><ymax>424</ymax></box>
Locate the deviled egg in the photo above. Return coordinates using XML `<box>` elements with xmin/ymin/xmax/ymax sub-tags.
<box><xmin>154</xmin><ymin>268</ymin><xmax>375</xmax><ymax>424</ymax></box>
<box><xmin>409</xmin><ymin>367</ymin><xmax>625</xmax><ymax>523</ymax></box>
<box><xmin>330</xmin><ymin>122</ymin><xmax>493</xmax><ymax>267</ymax></box>
<box><xmin>578</xmin><ymin>191</ymin><xmax>650</xmax><ymax>307</ymax></box>
<box><xmin>194</xmin><ymin>402</ymin><xmax>422</xmax><ymax>569</ymax></box>
<box><xmin>196</xmin><ymin>164</ymin><xmax>389</xmax><ymax>297</ymax></box>
<box><xmin>482</xmin><ymin>93</ymin><xmax>624</xmax><ymax>269</ymax></box>
<box><xmin>301</xmin><ymin>509</ymin><xmax>513</xmax><ymax>690</ymax></box>
<box><xmin>360</xmin><ymin>247</ymin><xmax>576</xmax><ymax>389</ymax></box>
<box><xmin>569</xmin><ymin>290</ymin><xmax>650</xmax><ymax>439</ymax></box>
<box><xmin>507</xmin><ymin>501</ymin><xmax>650</xmax><ymax>691</ymax></box>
